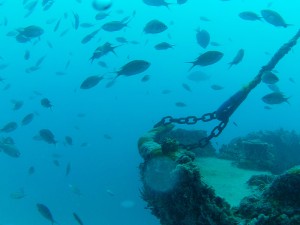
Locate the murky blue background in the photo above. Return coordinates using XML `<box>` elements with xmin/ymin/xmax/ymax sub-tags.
<box><xmin>0</xmin><ymin>0</ymin><xmax>299</xmax><ymax>224</ymax></box>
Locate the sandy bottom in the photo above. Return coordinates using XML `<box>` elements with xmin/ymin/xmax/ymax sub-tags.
<box><xmin>195</xmin><ymin>157</ymin><xmax>270</xmax><ymax>207</ymax></box>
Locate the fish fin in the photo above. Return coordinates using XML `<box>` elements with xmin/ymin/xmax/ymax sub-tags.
<box><xmin>185</xmin><ymin>62</ymin><xmax>196</xmax><ymax>71</ymax></box>
<box><xmin>285</xmin><ymin>96</ymin><xmax>291</xmax><ymax>105</ymax></box>
<box><xmin>228</xmin><ymin>62</ymin><xmax>233</xmax><ymax>69</ymax></box>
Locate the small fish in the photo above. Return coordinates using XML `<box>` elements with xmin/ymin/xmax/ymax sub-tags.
<box><xmin>267</xmin><ymin>84</ymin><xmax>280</xmax><ymax>92</ymax></box>
<box><xmin>177</xmin><ymin>0</ymin><xmax>188</xmax><ymax>4</ymax></box>
<box><xmin>261</xmin><ymin>92</ymin><xmax>289</xmax><ymax>105</ymax></box>
<box><xmin>81</xmin><ymin>28</ymin><xmax>100</xmax><ymax>44</ymax></box>
<box><xmin>98</xmin><ymin>61</ymin><xmax>108</xmax><ymax>68</ymax></box>
<box><xmin>142</xmin><ymin>0</ymin><xmax>170</xmax><ymax>8</ymax></box>
<box><xmin>161</xmin><ymin>89</ymin><xmax>171</xmax><ymax>94</ymax></box>
<box><xmin>73</xmin><ymin>11</ymin><xmax>79</xmax><ymax>30</ymax></box>
<box><xmin>65</xmin><ymin>136</ymin><xmax>73</xmax><ymax>145</ymax></box>
<box><xmin>53</xmin><ymin>159</ymin><xmax>60</xmax><ymax>167</ymax></box>
<box><xmin>262</xmin><ymin>71</ymin><xmax>279</xmax><ymax>84</ymax></box>
<box><xmin>24</xmin><ymin>50</ymin><xmax>30</xmax><ymax>60</ymax></box>
<box><xmin>182</xmin><ymin>83</ymin><xmax>192</xmax><ymax>92</ymax></box>
<box><xmin>41</xmin><ymin>98</ymin><xmax>52</xmax><ymax>109</ymax></box>
<box><xmin>105</xmin><ymin>80</ymin><xmax>116</xmax><ymax>88</ymax></box>
<box><xmin>95</xmin><ymin>11</ymin><xmax>109</xmax><ymax>20</ymax></box>
<box><xmin>11</xmin><ymin>100</ymin><xmax>23</xmax><ymax>111</ymax></box>
<box><xmin>80</xmin><ymin>75</ymin><xmax>103</xmax><ymax>89</ymax></box>
<box><xmin>261</xmin><ymin>9</ymin><xmax>289</xmax><ymax>27</ymax></box>
<box><xmin>73</xmin><ymin>212</ymin><xmax>84</xmax><ymax>225</ymax></box>
<box><xmin>187</xmin><ymin>70</ymin><xmax>210</xmax><ymax>82</ymax></box>
<box><xmin>80</xmin><ymin>142</ymin><xmax>88</xmax><ymax>147</ymax></box>
<box><xmin>211</xmin><ymin>84</ymin><xmax>224</xmax><ymax>90</ymax></box>
<box><xmin>116</xmin><ymin>60</ymin><xmax>150</xmax><ymax>77</ymax></box>
<box><xmin>53</xmin><ymin>17</ymin><xmax>62</xmax><ymax>32</ymax></box>
<box><xmin>116</xmin><ymin>37</ymin><xmax>128</xmax><ymax>43</ymax></box>
<box><xmin>196</xmin><ymin>28</ymin><xmax>210</xmax><ymax>48</ymax></box>
<box><xmin>210</xmin><ymin>41</ymin><xmax>221</xmax><ymax>46</ymax></box>
<box><xmin>80</xmin><ymin>23</ymin><xmax>95</xmax><ymax>28</ymax></box>
<box><xmin>106</xmin><ymin>189</ymin><xmax>115</xmax><ymax>196</ymax></box>
<box><xmin>199</xmin><ymin>16</ymin><xmax>211</xmax><ymax>22</ymax></box>
<box><xmin>56</xmin><ymin>71</ymin><xmax>67</xmax><ymax>76</ymax></box>
<box><xmin>141</xmin><ymin>74</ymin><xmax>150</xmax><ymax>82</ymax></box>
<box><xmin>0</xmin><ymin>141</ymin><xmax>20</xmax><ymax>158</ymax></box>
<box><xmin>21</xmin><ymin>113</ymin><xmax>35</xmax><ymax>126</ymax></box>
<box><xmin>36</xmin><ymin>203</ymin><xmax>57</xmax><ymax>225</ymax></box>
<box><xmin>175</xmin><ymin>102</ymin><xmax>187</xmax><ymax>107</ymax></box>
<box><xmin>69</xmin><ymin>184</ymin><xmax>83</xmax><ymax>196</ymax></box>
<box><xmin>264</xmin><ymin>105</ymin><xmax>272</xmax><ymax>110</ymax></box>
<box><xmin>10</xmin><ymin>188</ymin><xmax>26</xmax><ymax>199</ymax></box>
<box><xmin>1</xmin><ymin>121</ymin><xmax>18</xmax><ymax>132</ymax></box>
<box><xmin>103</xmin><ymin>134</ymin><xmax>112</xmax><ymax>140</ymax></box>
<box><xmin>39</xmin><ymin>129</ymin><xmax>57</xmax><ymax>145</ymax></box>
<box><xmin>28</xmin><ymin>166</ymin><xmax>35</xmax><ymax>175</ymax></box>
<box><xmin>239</xmin><ymin>11</ymin><xmax>261</xmax><ymax>21</ymax></box>
<box><xmin>187</xmin><ymin>51</ymin><xmax>223</xmax><ymax>71</ymax></box>
<box><xmin>42</xmin><ymin>0</ymin><xmax>55</xmax><ymax>11</ymax></box>
<box><xmin>89</xmin><ymin>42</ymin><xmax>121</xmax><ymax>62</ymax></box>
<box><xmin>35</xmin><ymin>55</ymin><xmax>47</xmax><ymax>67</ymax></box>
<box><xmin>143</xmin><ymin>19</ymin><xmax>168</xmax><ymax>34</ymax></box>
<box><xmin>66</xmin><ymin>162</ymin><xmax>71</xmax><ymax>176</ymax></box>
<box><xmin>289</xmin><ymin>77</ymin><xmax>295</xmax><ymax>83</ymax></box>
<box><xmin>60</xmin><ymin>29</ymin><xmax>69</xmax><ymax>37</ymax></box>
<box><xmin>228</xmin><ymin>49</ymin><xmax>244</xmax><ymax>69</ymax></box>
<box><xmin>102</xmin><ymin>17</ymin><xmax>131</xmax><ymax>32</ymax></box>
<box><xmin>154</xmin><ymin>42</ymin><xmax>174</xmax><ymax>50</ymax></box>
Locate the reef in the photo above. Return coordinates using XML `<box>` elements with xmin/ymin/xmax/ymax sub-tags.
<box><xmin>218</xmin><ymin>129</ymin><xmax>300</xmax><ymax>174</ymax></box>
<box><xmin>138</xmin><ymin>127</ymin><xmax>300</xmax><ymax>225</ymax></box>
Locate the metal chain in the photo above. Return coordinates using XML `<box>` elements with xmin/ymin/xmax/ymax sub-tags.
<box><xmin>154</xmin><ymin>112</ymin><xmax>217</xmax><ymax>127</ymax></box>
<box><xmin>154</xmin><ymin>112</ymin><xmax>228</xmax><ymax>149</ymax></box>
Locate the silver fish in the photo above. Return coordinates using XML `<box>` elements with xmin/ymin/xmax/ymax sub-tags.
<box><xmin>196</xmin><ymin>28</ymin><xmax>210</xmax><ymax>48</ymax></box>
<box><xmin>142</xmin><ymin>0</ymin><xmax>170</xmax><ymax>8</ymax></box>
<box><xmin>39</xmin><ymin>129</ymin><xmax>56</xmax><ymax>145</ymax></box>
<box><xmin>228</xmin><ymin>49</ymin><xmax>244</xmax><ymax>69</ymax></box>
<box><xmin>154</xmin><ymin>42</ymin><xmax>174</xmax><ymax>50</ymax></box>
<box><xmin>239</xmin><ymin>11</ymin><xmax>261</xmax><ymax>21</ymax></box>
<box><xmin>261</xmin><ymin>9</ymin><xmax>289</xmax><ymax>27</ymax></box>
<box><xmin>102</xmin><ymin>17</ymin><xmax>130</xmax><ymax>32</ymax></box>
<box><xmin>262</xmin><ymin>71</ymin><xmax>279</xmax><ymax>84</ymax></box>
<box><xmin>80</xmin><ymin>75</ymin><xmax>103</xmax><ymax>89</ymax></box>
<box><xmin>1</xmin><ymin>121</ymin><xmax>18</xmax><ymax>132</ymax></box>
<box><xmin>187</xmin><ymin>51</ymin><xmax>223</xmax><ymax>71</ymax></box>
<box><xmin>262</xmin><ymin>92</ymin><xmax>289</xmax><ymax>105</ymax></box>
<box><xmin>36</xmin><ymin>203</ymin><xmax>57</xmax><ymax>225</ymax></box>
<box><xmin>81</xmin><ymin>28</ymin><xmax>100</xmax><ymax>44</ymax></box>
<box><xmin>116</xmin><ymin>60</ymin><xmax>150</xmax><ymax>77</ymax></box>
<box><xmin>21</xmin><ymin>113</ymin><xmax>34</xmax><ymax>126</ymax></box>
<box><xmin>143</xmin><ymin>19</ymin><xmax>168</xmax><ymax>34</ymax></box>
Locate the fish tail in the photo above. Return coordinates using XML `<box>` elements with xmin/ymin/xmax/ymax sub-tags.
<box><xmin>285</xmin><ymin>96</ymin><xmax>291</xmax><ymax>105</ymax></box>
<box><xmin>228</xmin><ymin>62</ymin><xmax>233</xmax><ymax>69</ymax></box>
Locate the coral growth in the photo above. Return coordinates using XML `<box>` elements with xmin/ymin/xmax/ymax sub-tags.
<box><xmin>138</xmin><ymin>127</ymin><xmax>300</xmax><ymax>225</ymax></box>
<box><xmin>218</xmin><ymin>129</ymin><xmax>300</xmax><ymax>174</ymax></box>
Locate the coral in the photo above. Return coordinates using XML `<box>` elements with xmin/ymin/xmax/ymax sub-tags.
<box><xmin>218</xmin><ymin>129</ymin><xmax>300</xmax><ymax>174</ymax></box>
<box><xmin>287</xmin><ymin>165</ymin><xmax>300</xmax><ymax>175</ymax></box>
<box><xmin>161</xmin><ymin>137</ymin><xmax>179</xmax><ymax>155</ymax></box>
<box><xmin>157</xmin><ymin>128</ymin><xmax>216</xmax><ymax>157</ymax></box>
<box><xmin>138</xmin><ymin>128</ymin><xmax>300</xmax><ymax>225</ymax></box>
<box><xmin>140</xmin><ymin>160</ymin><xmax>237</xmax><ymax>225</ymax></box>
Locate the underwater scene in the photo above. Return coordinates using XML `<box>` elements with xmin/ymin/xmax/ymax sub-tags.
<box><xmin>0</xmin><ymin>0</ymin><xmax>300</xmax><ymax>224</ymax></box>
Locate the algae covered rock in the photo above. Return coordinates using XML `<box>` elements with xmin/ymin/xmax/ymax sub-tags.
<box><xmin>218</xmin><ymin>129</ymin><xmax>300</xmax><ymax>174</ymax></box>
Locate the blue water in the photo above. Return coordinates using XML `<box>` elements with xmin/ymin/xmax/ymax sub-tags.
<box><xmin>0</xmin><ymin>0</ymin><xmax>299</xmax><ymax>224</ymax></box>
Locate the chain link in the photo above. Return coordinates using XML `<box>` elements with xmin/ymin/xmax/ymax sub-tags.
<box><xmin>154</xmin><ymin>112</ymin><xmax>227</xmax><ymax>149</ymax></box>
